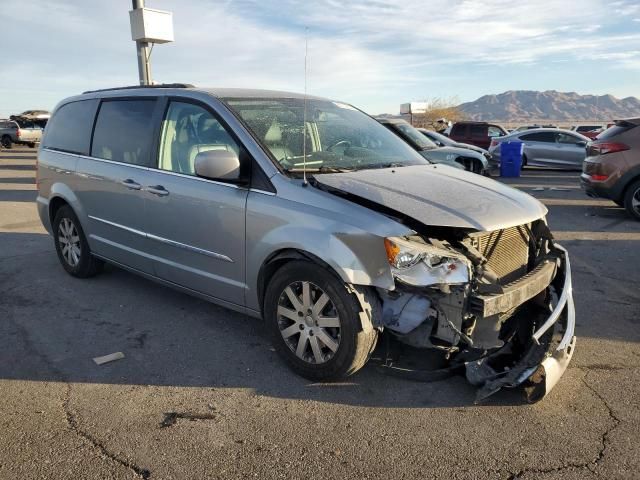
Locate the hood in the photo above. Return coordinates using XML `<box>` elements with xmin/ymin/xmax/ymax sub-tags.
<box><xmin>314</xmin><ymin>164</ymin><xmax>547</xmax><ymax>232</ymax></box>
<box><xmin>452</xmin><ymin>142</ymin><xmax>488</xmax><ymax>154</ymax></box>
<box><xmin>426</xmin><ymin>145</ymin><xmax>484</xmax><ymax>160</ymax></box>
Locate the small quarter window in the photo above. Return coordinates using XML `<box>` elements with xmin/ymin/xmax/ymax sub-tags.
<box><xmin>43</xmin><ymin>100</ymin><xmax>98</xmax><ymax>155</ymax></box>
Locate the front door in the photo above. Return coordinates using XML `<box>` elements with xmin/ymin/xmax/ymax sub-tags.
<box><xmin>143</xmin><ymin>99</ymin><xmax>248</xmax><ymax>306</ymax></box>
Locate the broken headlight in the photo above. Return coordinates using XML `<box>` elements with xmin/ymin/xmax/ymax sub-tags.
<box><xmin>384</xmin><ymin>237</ymin><xmax>471</xmax><ymax>287</ymax></box>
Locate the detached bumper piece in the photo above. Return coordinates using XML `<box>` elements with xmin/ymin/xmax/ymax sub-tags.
<box><xmin>466</xmin><ymin>244</ymin><xmax>576</xmax><ymax>403</ymax></box>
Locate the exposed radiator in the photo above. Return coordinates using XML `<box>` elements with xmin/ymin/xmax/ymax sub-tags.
<box><xmin>472</xmin><ymin>225</ymin><xmax>531</xmax><ymax>284</ymax></box>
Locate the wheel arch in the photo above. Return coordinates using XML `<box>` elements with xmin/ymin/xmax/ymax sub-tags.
<box><xmin>612</xmin><ymin>166</ymin><xmax>640</xmax><ymax>203</ymax></box>
<box><xmin>47</xmin><ymin>183</ymin><xmax>87</xmax><ymax>227</ymax></box>
<box><xmin>257</xmin><ymin>248</ymin><xmax>342</xmax><ymax>314</ymax></box>
<box><xmin>257</xmin><ymin>248</ymin><xmax>381</xmax><ymax>333</ymax></box>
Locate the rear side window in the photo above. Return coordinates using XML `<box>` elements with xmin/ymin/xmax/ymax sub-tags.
<box><xmin>451</xmin><ymin>124</ymin><xmax>467</xmax><ymax>136</ymax></box>
<box><xmin>520</xmin><ymin>131</ymin><xmax>556</xmax><ymax>143</ymax></box>
<box><xmin>471</xmin><ymin>125</ymin><xmax>487</xmax><ymax>137</ymax></box>
<box><xmin>597</xmin><ymin>121</ymin><xmax>637</xmax><ymax>141</ymax></box>
<box><xmin>91</xmin><ymin>99</ymin><xmax>157</xmax><ymax>167</ymax></box>
<box><xmin>43</xmin><ymin>100</ymin><xmax>98</xmax><ymax>155</ymax></box>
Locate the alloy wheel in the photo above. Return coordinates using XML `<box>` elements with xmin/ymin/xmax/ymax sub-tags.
<box><xmin>58</xmin><ymin>218</ymin><xmax>81</xmax><ymax>267</ymax></box>
<box><xmin>276</xmin><ymin>281</ymin><xmax>341</xmax><ymax>364</ymax></box>
<box><xmin>633</xmin><ymin>187</ymin><xmax>640</xmax><ymax>215</ymax></box>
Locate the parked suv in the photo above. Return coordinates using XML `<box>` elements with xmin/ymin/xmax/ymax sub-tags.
<box><xmin>37</xmin><ymin>85</ymin><xmax>575</xmax><ymax>402</ymax></box>
<box><xmin>0</xmin><ymin>119</ymin><xmax>41</xmax><ymax>148</ymax></box>
<box><xmin>448</xmin><ymin>121</ymin><xmax>508</xmax><ymax>150</ymax></box>
<box><xmin>581</xmin><ymin>118</ymin><xmax>640</xmax><ymax>219</ymax></box>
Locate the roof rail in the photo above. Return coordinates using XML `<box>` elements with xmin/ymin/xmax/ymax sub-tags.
<box><xmin>82</xmin><ymin>83</ymin><xmax>195</xmax><ymax>94</ymax></box>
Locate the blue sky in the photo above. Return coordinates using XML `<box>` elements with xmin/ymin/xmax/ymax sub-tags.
<box><xmin>1</xmin><ymin>0</ymin><xmax>639</xmax><ymax>117</ymax></box>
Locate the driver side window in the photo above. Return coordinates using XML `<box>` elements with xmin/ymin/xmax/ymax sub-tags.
<box><xmin>158</xmin><ymin>101</ymin><xmax>239</xmax><ymax>175</ymax></box>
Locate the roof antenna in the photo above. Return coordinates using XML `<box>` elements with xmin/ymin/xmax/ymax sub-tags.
<box><xmin>302</xmin><ymin>27</ymin><xmax>309</xmax><ymax>187</ymax></box>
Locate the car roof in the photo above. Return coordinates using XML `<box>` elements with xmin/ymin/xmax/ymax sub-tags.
<box><xmin>81</xmin><ymin>84</ymin><xmax>329</xmax><ymax>101</ymax></box>
<box><xmin>511</xmin><ymin>128</ymin><xmax>591</xmax><ymax>140</ymax></box>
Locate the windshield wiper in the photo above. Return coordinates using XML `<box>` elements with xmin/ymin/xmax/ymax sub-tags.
<box><xmin>317</xmin><ymin>165</ymin><xmax>356</xmax><ymax>173</ymax></box>
<box><xmin>354</xmin><ymin>162</ymin><xmax>407</xmax><ymax>171</ymax></box>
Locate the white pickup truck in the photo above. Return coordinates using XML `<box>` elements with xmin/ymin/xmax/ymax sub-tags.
<box><xmin>0</xmin><ymin>118</ymin><xmax>43</xmax><ymax>149</ymax></box>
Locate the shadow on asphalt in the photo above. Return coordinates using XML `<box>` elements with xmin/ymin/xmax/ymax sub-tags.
<box><xmin>0</xmin><ymin>189</ymin><xmax>37</xmax><ymax>202</ymax></box>
<box><xmin>1</xmin><ymin>177</ymin><xmax>36</xmax><ymax>184</ymax></box>
<box><xmin>0</xmin><ymin>163</ymin><xmax>37</xmax><ymax>169</ymax></box>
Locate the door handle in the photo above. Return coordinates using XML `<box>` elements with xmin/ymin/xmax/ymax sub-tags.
<box><xmin>120</xmin><ymin>179</ymin><xmax>141</xmax><ymax>190</ymax></box>
<box><xmin>146</xmin><ymin>185</ymin><xmax>170</xmax><ymax>197</ymax></box>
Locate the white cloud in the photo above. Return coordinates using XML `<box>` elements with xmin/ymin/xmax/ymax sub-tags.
<box><xmin>0</xmin><ymin>0</ymin><xmax>638</xmax><ymax>115</ymax></box>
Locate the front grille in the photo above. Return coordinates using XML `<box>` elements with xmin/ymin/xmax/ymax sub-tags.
<box><xmin>472</xmin><ymin>225</ymin><xmax>531</xmax><ymax>284</ymax></box>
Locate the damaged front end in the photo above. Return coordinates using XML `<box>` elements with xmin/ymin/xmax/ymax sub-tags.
<box><xmin>378</xmin><ymin>220</ymin><xmax>576</xmax><ymax>403</ymax></box>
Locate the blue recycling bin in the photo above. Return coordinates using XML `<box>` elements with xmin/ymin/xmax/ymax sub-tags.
<box><xmin>500</xmin><ymin>141</ymin><xmax>524</xmax><ymax>178</ymax></box>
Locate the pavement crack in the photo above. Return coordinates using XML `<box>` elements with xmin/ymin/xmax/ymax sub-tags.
<box><xmin>580</xmin><ymin>372</ymin><xmax>621</xmax><ymax>473</ymax></box>
<box><xmin>505</xmin><ymin>371</ymin><xmax>621</xmax><ymax>479</ymax></box>
<box><xmin>63</xmin><ymin>384</ymin><xmax>151</xmax><ymax>479</ymax></box>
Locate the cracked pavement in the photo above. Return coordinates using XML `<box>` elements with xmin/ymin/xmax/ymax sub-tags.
<box><xmin>1</xmin><ymin>148</ymin><xmax>639</xmax><ymax>479</ymax></box>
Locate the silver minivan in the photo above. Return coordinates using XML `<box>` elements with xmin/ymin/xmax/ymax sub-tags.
<box><xmin>37</xmin><ymin>85</ymin><xmax>575</xmax><ymax>402</ymax></box>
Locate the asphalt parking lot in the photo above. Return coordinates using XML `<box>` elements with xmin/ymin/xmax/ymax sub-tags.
<box><xmin>1</xmin><ymin>147</ymin><xmax>639</xmax><ymax>480</ymax></box>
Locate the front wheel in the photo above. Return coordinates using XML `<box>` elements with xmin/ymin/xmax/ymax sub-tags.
<box><xmin>28</xmin><ymin>142</ymin><xmax>36</xmax><ymax>148</ymax></box>
<box><xmin>52</xmin><ymin>205</ymin><xmax>104</xmax><ymax>277</ymax></box>
<box><xmin>623</xmin><ymin>179</ymin><xmax>640</xmax><ymax>220</ymax></box>
<box><xmin>1</xmin><ymin>135</ymin><xmax>12</xmax><ymax>149</ymax></box>
<box><xmin>264</xmin><ymin>261</ymin><xmax>378</xmax><ymax>381</ymax></box>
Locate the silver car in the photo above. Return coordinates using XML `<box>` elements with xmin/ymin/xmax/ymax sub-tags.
<box><xmin>37</xmin><ymin>86</ymin><xmax>575</xmax><ymax>402</ymax></box>
<box><xmin>489</xmin><ymin>128</ymin><xmax>589</xmax><ymax>169</ymax></box>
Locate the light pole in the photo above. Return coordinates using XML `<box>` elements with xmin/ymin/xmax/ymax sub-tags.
<box><xmin>129</xmin><ymin>2</ymin><xmax>174</xmax><ymax>85</ymax></box>
<box><xmin>132</xmin><ymin>0</ymin><xmax>152</xmax><ymax>85</ymax></box>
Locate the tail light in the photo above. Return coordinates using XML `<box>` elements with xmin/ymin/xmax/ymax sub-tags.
<box><xmin>588</xmin><ymin>142</ymin><xmax>629</xmax><ymax>156</ymax></box>
<box><xmin>16</xmin><ymin>129</ymin><xmax>21</xmax><ymax>138</ymax></box>
<box><xmin>589</xmin><ymin>174</ymin><xmax>608</xmax><ymax>181</ymax></box>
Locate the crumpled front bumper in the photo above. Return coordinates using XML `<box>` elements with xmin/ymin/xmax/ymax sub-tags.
<box><xmin>467</xmin><ymin>243</ymin><xmax>576</xmax><ymax>403</ymax></box>
<box><xmin>523</xmin><ymin>243</ymin><xmax>576</xmax><ymax>402</ymax></box>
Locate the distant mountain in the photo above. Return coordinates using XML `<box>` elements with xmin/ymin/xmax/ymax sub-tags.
<box><xmin>458</xmin><ymin>90</ymin><xmax>640</xmax><ymax>122</ymax></box>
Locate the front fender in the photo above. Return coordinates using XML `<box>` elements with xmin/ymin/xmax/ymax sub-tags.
<box><xmin>245</xmin><ymin>191</ymin><xmax>408</xmax><ymax>312</ymax></box>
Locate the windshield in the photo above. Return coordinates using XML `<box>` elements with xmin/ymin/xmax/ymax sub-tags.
<box><xmin>391</xmin><ymin>122</ymin><xmax>437</xmax><ymax>150</ymax></box>
<box><xmin>223</xmin><ymin>98</ymin><xmax>428</xmax><ymax>173</ymax></box>
<box><xmin>426</xmin><ymin>130</ymin><xmax>453</xmax><ymax>146</ymax></box>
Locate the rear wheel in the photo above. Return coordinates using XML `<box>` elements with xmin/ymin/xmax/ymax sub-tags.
<box><xmin>521</xmin><ymin>154</ymin><xmax>528</xmax><ymax>170</ymax></box>
<box><xmin>28</xmin><ymin>142</ymin><xmax>36</xmax><ymax>148</ymax></box>
<box><xmin>52</xmin><ymin>205</ymin><xmax>103</xmax><ymax>277</ymax></box>
<box><xmin>623</xmin><ymin>179</ymin><xmax>640</xmax><ymax>220</ymax></box>
<box><xmin>264</xmin><ymin>261</ymin><xmax>378</xmax><ymax>381</ymax></box>
<box><xmin>1</xmin><ymin>135</ymin><xmax>12</xmax><ymax>149</ymax></box>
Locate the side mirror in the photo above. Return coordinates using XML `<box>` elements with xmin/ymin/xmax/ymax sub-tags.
<box><xmin>194</xmin><ymin>150</ymin><xmax>240</xmax><ymax>181</ymax></box>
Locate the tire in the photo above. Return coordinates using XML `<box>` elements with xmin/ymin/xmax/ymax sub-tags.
<box><xmin>521</xmin><ymin>154</ymin><xmax>528</xmax><ymax>170</ymax></box>
<box><xmin>264</xmin><ymin>261</ymin><xmax>378</xmax><ymax>381</ymax></box>
<box><xmin>52</xmin><ymin>205</ymin><xmax>104</xmax><ymax>277</ymax></box>
<box><xmin>623</xmin><ymin>179</ymin><xmax>640</xmax><ymax>220</ymax></box>
<box><xmin>28</xmin><ymin>142</ymin><xmax>36</xmax><ymax>148</ymax></box>
<box><xmin>1</xmin><ymin>135</ymin><xmax>12</xmax><ymax>149</ymax></box>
